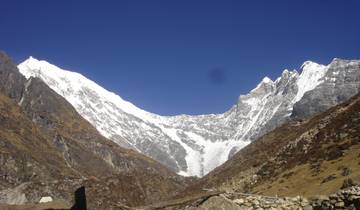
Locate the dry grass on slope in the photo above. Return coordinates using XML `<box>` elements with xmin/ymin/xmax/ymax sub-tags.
<box><xmin>179</xmin><ymin>93</ymin><xmax>360</xmax><ymax>199</ymax></box>
<box><xmin>253</xmin><ymin>144</ymin><xmax>360</xmax><ymax>197</ymax></box>
<box><xmin>0</xmin><ymin>93</ymin><xmax>78</xmax><ymax>182</ymax></box>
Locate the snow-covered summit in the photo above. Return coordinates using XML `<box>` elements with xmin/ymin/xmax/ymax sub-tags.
<box><xmin>19</xmin><ymin>57</ymin><xmax>157</xmax><ymax>123</ymax></box>
<box><xmin>261</xmin><ymin>76</ymin><xmax>273</xmax><ymax>83</ymax></box>
<box><xmin>294</xmin><ymin>61</ymin><xmax>328</xmax><ymax>103</ymax></box>
<box><xmin>18</xmin><ymin>57</ymin><xmax>356</xmax><ymax>177</ymax></box>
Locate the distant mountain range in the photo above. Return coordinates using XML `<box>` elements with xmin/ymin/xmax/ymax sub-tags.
<box><xmin>18</xmin><ymin>56</ymin><xmax>360</xmax><ymax>177</ymax></box>
<box><xmin>1</xmin><ymin>49</ymin><xmax>360</xmax><ymax>209</ymax></box>
<box><xmin>143</xmin><ymin>92</ymin><xmax>360</xmax><ymax>209</ymax></box>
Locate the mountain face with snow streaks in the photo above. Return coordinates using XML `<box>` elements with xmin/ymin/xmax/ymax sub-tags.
<box><xmin>0</xmin><ymin>51</ymin><xmax>189</xmax><ymax>208</ymax></box>
<box><xmin>18</xmin><ymin>57</ymin><xmax>360</xmax><ymax>177</ymax></box>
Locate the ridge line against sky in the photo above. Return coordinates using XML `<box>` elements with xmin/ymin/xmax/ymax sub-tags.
<box><xmin>1</xmin><ymin>0</ymin><xmax>360</xmax><ymax>115</ymax></box>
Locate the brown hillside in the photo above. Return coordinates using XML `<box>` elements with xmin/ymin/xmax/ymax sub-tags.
<box><xmin>179</xmin><ymin>92</ymin><xmax>360</xmax><ymax>199</ymax></box>
<box><xmin>0</xmin><ymin>92</ymin><xmax>78</xmax><ymax>187</ymax></box>
<box><xmin>0</xmin><ymin>51</ymin><xmax>191</xmax><ymax>209</ymax></box>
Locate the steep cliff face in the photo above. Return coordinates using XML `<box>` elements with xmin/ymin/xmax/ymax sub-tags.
<box><xmin>0</xmin><ymin>92</ymin><xmax>86</xmax><ymax>206</ymax></box>
<box><xmin>0</xmin><ymin>52</ymin><xmax>27</xmax><ymax>101</ymax></box>
<box><xmin>292</xmin><ymin>58</ymin><xmax>360</xmax><ymax>118</ymax></box>
<box><xmin>0</xmin><ymin>92</ymin><xmax>78</xmax><ymax>188</ymax></box>
<box><xmin>18</xmin><ymin>56</ymin><xmax>360</xmax><ymax>177</ymax></box>
<box><xmin>0</xmin><ymin>51</ymin><xmax>189</xmax><ymax>209</ymax></box>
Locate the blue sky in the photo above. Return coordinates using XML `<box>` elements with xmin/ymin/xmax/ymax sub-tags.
<box><xmin>1</xmin><ymin>0</ymin><xmax>360</xmax><ymax>115</ymax></box>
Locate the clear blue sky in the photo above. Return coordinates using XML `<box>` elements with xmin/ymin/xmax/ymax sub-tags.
<box><xmin>1</xmin><ymin>0</ymin><xmax>359</xmax><ymax>115</ymax></box>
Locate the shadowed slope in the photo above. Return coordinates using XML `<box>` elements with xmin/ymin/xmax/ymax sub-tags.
<box><xmin>0</xmin><ymin>51</ymin><xmax>191</xmax><ymax>208</ymax></box>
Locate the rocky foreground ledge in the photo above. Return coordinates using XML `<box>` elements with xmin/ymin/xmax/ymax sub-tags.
<box><xmin>130</xmin><ymin>185</ymin><xmax>360</xmax><ymax>210</ymax></box>
<box><xmin>1</xmin><ymin>185</ymin><xmax>359</xmax><ymax>209</ymax></box>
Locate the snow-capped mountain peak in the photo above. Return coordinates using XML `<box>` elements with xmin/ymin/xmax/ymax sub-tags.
<box><xmin>19</xmin><ymin>57</ymin><xmax>156</xmax><ymax>124</ymax></box>
<box><xmin>293</xmin><ymin>61</ymin><xmax>328</xmax><ymax>103</ymax></box>
<box><xmin>17</xmin><ymin>57</ymin><xmax>359</xmax><ymax>177</ymax></box>
<box><xmin>261</xmin><ymin>76</ymin><xmax>273</xmax><ymax>83</ymax></box>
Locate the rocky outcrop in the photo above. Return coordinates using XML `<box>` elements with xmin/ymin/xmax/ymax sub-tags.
<box><xmin>0</xmin><ymin>52</ymin><xmax>26</xmax><ymax>101</ymax></box>
<box><xmin>292</xmin><ymin>59</ymin><xmax>360</xmax><ymax>119</ymax></box>
<box><xmin>312</xmin><ymin>185</ymin><xmax>360</xmax><ymax>210</ymax></box>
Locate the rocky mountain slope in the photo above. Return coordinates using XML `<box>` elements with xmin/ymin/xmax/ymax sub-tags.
<box><xmin>0</xmin><ymin>92</ymin><xmax>79</xmax><ymax>204</ymax></box>
<box><xmin>18</xmin><ymin>56</ymin><xmax>360</xmax><ymax>177</ymax></box>
<box><xmin>180</xmin><ymin>92</ymin><xmax>360</xmax><ymax>200</ymax></box>
<box><xmin>0</xmin><ymin>51</ymin><xmax>189</xmax><ymax>209</ymax></box>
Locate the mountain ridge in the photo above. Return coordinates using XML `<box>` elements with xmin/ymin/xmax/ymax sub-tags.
<box><xmin>18</xmin><ymin>56</ymin><xmax>360</xmax><ymax>177</ymax></box>
<box><xmin>177</xmin><ymin>92</ymin><xmax>360</xmax><ymax>201</ymax></box>
<box><xmin>0</xmin><ymin>51</ymin><xmax>190</xmax><ymax>209</ymax></box>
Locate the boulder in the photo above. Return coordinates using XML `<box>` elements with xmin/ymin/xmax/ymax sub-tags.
<box><xmin>197</xmin><ymin>196</ymin><xmax>242</xmax><ymax>210</ymax></box>
<box><xmin>39</xmin><ymin>196</ymin><xmax>53</xmax><ymax>203</ymax></box>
